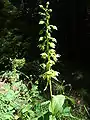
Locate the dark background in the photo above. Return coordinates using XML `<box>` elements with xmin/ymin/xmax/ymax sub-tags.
<box><xmin>0</xmin><ymin>0</ymin><xmax>90</xmax><ymax>89</ymax></box>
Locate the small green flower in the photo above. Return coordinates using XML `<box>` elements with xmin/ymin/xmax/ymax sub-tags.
<box><xmin>38</xmin><ymin>1</ymin><xmax>60</xmax><ymax>97</ymax></box>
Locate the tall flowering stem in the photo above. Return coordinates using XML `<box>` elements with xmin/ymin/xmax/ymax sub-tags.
<box><xmin>38</xmin><ymin>1</ymin><xmax>60</xmax><ymax>97</ymax></box>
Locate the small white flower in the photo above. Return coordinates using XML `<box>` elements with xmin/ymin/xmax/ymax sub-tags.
<box><xmin>56</xmin><ymin>54</ymin><xmax>61</xmax><ymax>57</ymax></box>
<box><xmin>46</xmin><ymin>2</ymin><xmax>49</xmax><ymax>5</ymax></box>
<box><xmin>39</xmin><ymin>20</ymin><xmax>45</xmax><ymax>24</ymax></box>
<box><xmin>39</xmin><ymin>5</ymin><xmax>43</xmax><ymax>8</ymax></box>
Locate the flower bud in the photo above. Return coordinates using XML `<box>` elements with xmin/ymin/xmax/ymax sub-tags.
<box><xmin>49</xmin><ymin>9</ymin><xmax>52</xmax><ymax>12</ymax></box>
<box><xmin>46</xmin><ymin>2</ymin><xmax>49</xmax><ymax>5</ymax></box>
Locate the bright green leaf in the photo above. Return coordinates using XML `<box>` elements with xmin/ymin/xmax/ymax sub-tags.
<box><xmin>49</xmin><ymin>95</ymin><xmax>65</xmax><ymax>115</ymax></box>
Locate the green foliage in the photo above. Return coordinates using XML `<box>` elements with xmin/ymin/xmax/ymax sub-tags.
<box><xmin>0</xmin><ymin>1</ymin><xmax>89</xmax><ymax>120</ymax></box>
<box><xmin>0</xmin><ymin>58</ymin><xmax>25</xmax><ymax>83</ymax></box>
<box><xmin>0</xmin><ymin>80</ymin><xmax>47</xmax><ymax>120</ymax></box>
<box><xmin>1</xmin><ymin>80</ymin><xmax>52</xmax><ymax>120</ymax></box>
<box><xmin>49</xmin><ymin>95</ymin><xmax>65</xmax><ymax>115</ymax></box>
<box><xmin>49</xmin><ymin>95</ymin><xmax>78</xmax><ymax>120</ymax></box>
<box><xmin>11</xmin><ymin>58</ymin><xmax>25</xmax><ymax>71</ymax></box>
<box><xmin>0</xmin><ymin>58</ymin><xmax>49</xmax><ymax>120</ymax></box>
<box><xmin>0</xmin><ymin>29</ymin><xmax>31</xmax><ymax>70</ymax></box>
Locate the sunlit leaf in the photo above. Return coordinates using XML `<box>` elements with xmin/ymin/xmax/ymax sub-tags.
<box><xmin>49</xmin><ymin>95</ymin><xmax>65</xmax><ymax>115</ymax></box>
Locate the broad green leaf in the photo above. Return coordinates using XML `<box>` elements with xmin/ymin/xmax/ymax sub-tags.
<box><xmin>49</xmin><ymin>95</ymin><xmax>65</xmax><ymax>115</ymax></box>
